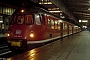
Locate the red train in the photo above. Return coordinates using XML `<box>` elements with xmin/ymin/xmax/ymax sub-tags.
<box><xmin>7</xmin><ymin>7</ymin><xmax>81</xmax><ymax>49</ymax></box>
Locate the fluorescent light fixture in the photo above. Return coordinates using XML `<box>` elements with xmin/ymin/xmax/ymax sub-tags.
<box><xmin>79</xmin><ymin>20</ymin><xmax>82</xmax><ymax>22</ymax></box>
<box><xmin>60</xmin><ymin>16</ymin><xmax>65</xmax><ymax>18</ymax></box>
<box><xmin>48</xmin><ymin>8</ymin><xmax>60</xmax><ymax>10</ymax></box>
<box><xmin>83</xmin><ymin>26</ymin><xmax>87</xmax><ymax>28</ymax></box>
<box><xmin>89</xmin><ymin>1</ymin><xmax>90</xmax><ymax>3</ymax></box>
<box><xmin>82</xmin><ymin>20</ymin><xmax>88</xmax><ymax>22</ymax></box>
<box><xmin>79</xmin><ymin>20</ymin><xmax>88</xmax><ymax>22</ymax></box>
<box><xmin>49</xmin><ymin>11</ymin><xmax>61</xmax><ymax>13</ymax></box>
<box><xmin>88</xmin><ymin>8</ymin><xmax>90</xmax><ymax>10</ymax></box>
<box><xmin>39</xmin><ymin>2</ymin><xmax>52</xmax><ymax>4</ymax></box>
<box><xmin>85</xmin><ymin>14</ymin><xmax>90</xmax><ymax>15</ymax></box>
<box><xmin>60</xmin><ymin>13</ymin><xmax>62</xmax><ymax>15</ymax></box>
<box><xmin>0</xmin><ymin>21</ymin><xmax>3</xmax><ymax>23</ymax></box>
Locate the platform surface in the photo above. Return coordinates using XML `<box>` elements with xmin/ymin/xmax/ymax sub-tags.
<box><xmin>0</xmin><ymin>34</ymin><xmax>7</xmax><ymax>38</ymax></box>
<box><xmin>7</xmin><ymin>31</ymin><xmax>90</xmax><ymax>60</ymax></box>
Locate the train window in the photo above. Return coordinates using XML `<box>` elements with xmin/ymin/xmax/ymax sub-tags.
<box><xmin>17</xmin><ymin>16</ymin><xmax>25</xmax><ymax>24</ymax></box>
<box><xmin>11</xmin><ymin>14</ymin><xmax>25</xmax><ymax>24</ymax></box>
<box><xmin>11</xmin><ymin>14</ymin><xmax>34</xmax><ymax>25</ymax></box>
<box><xmin>18</xmin><ymin>16</ymin><xmax>24</xmax><ymax>24</ymax></box>
<box><xmin>57</xmin><ymin>20</ymin><xmax>60</xmax><ymax>30</ymax></box>
<box><xmin>51</xmin><ymin>20</ymin><xmax>54</xmax><ymax>29</ymax></box>
<box><xmin>35</xmin><ymin>14</ymin><xmax>41</xmax><ymax>25</ymax></box>
<box><xmin>65</xmin><ymin>23</ymin><xmax>67</xmax><ymax>33</ymax></box>
<box><xmin>26</xmin><ymin>15</ymin><xmax>33</xmax><ymax>24</ymax></box>
<box><xmin>55</xmin><ymin>20</ymin><xmax>58</xmax><ymax>29</ymax></box>
<box><xmin>48</xmin><ymin>19</ymin><xmax>51</xmax><ymax>28</ymax></box>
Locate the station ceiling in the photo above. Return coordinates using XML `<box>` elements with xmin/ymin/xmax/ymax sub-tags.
<box><xmin>64</xmin><ymin>0</ymin><xmax>90</xmax><ymax>27</ymax></box>
<box><xmin>0</xmin><ymin>0</ymin><xmax>90</xmax><ymax>27</ymax></box>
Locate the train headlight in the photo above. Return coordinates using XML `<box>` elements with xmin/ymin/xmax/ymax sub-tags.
<box><xmin>7</xmin><ymin>33</ymin><xmax>10</xmax><ymax>37</ymax></box>
<box><xmin>21</xmin><ymin>9</ymin><xmax>24</xmax><ymax>12</ymax></box>
<box><xmin>30</xmin><ymin>33</ymin><xmax>34</xmax><ymax>38</ymax></box>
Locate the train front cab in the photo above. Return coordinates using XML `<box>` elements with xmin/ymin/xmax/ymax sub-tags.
<box><xmin>7</xmin><ymin>11</ymin><xmax>48</xmax><ymax>49</ymax></box>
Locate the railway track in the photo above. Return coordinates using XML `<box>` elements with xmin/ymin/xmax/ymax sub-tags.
<box><xmin>0</xmin><ymin>37</ymin><xmax>55</xmax><ymax>59</ymax></box>
<box><xmin>0</xmin><ymin>44</ymin><xmax>13</xmax><ymax>58</ymax></box>
<box><xmin>0</xmin><ymin>37</ymin><xmax>14</xmax><ymax>58</ymax></box>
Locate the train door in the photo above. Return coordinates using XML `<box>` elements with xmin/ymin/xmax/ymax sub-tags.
<box><xmin>72</xmin><ymin>26</ymin><xmax>74</xmax><ymax>34</ymax></box>
<box><xmin>67</xmin><ymin>24</ymin><xmax>69</xmax><ymax>35</ymax></box>
<box><xmin>60</xmin><ymin>23</ymin><xmax>63</xmax><ymax>37</ymax></box>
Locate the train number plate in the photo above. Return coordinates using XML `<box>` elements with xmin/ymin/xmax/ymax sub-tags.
<box><xmin>11</xmin><ymin>41</ymin><xmax>21</xmax><ymax>47</ymax></box>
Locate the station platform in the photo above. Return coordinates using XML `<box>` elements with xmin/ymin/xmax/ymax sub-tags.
<box><xmin>0</xmin><ymin>34</ymin><xmax>7</xmax><ymax>38</ymax></box>
<box><xmin>7</xmin><ymin>31</ymin><xmax>90</xmax><ymax>60</ymax></box>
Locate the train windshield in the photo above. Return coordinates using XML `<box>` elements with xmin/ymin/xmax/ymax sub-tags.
<box><xmin>11</xmin><ymin>14</ymin><xmax>34</xmax><ymax>25</ymax></box>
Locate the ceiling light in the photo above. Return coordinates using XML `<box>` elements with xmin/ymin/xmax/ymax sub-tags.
<box><xmin>82</xmin><ymin>20</ymin><xmax>88</xmax><ymax>22</ymax></box>
<box><xmin>83</xmin><ymin>26</ymin><xmax>87</xmax><ymax>28</ymax></box>
<box><xmin>89</xmin><ymin>1</ymin><xmax>90</xmax><ymax>3</ymax></box>
<box><xmin>60</xmin><ymin>13</ymin><xmax>62</xmax><ymax>15</ymax></box>
<box><xmin>88</xmin><ymin>8</ymin><xmax>90</xmax><ymax>10</ymax></box>
<box><xmin>0</xmin><ymin>21</ymin><xmax>3</xmax><ymax>23</ymax></box>
<box><xmin>79</xmin><ymin>20</ymin><xmax>82</xmax><ymax>22</ymax></box>
<box><xmin>49</xmin><ymin>11</ymin><xmax>61</xmax><ymax>13</ymax></box>
<box><xmin>48</xmin><ymin>8</ymin><xmax>59</xmax><ymax>10</ymax></box>
<box><xmin>60</xmin><ymin>16</ymin><xmax>65</xmax><ymax>18</ymax></box>
<box><xmin>39</xmin><ymin>2</ymin><xmax>52</xmax><ymax>4</ymax></box>
<box><xmin>79</xmin><ymin>20</ymin><xmax>88</xmax><ymax>22</ymax></box>
<box><xmin>86</xmin><ymin>14</ymin><xmax>90</xmax><ymax>15</ymax></box>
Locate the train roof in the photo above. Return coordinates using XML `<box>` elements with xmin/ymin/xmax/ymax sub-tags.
<box><xmin>13</xmin><ymin>7</ymin><xmax>60</xmax><ymax>19</ymax></box>
<box><xmin>12</xmin><ymin>7</ymin><xmax>80</xmax><ymax>27</ymax></box>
